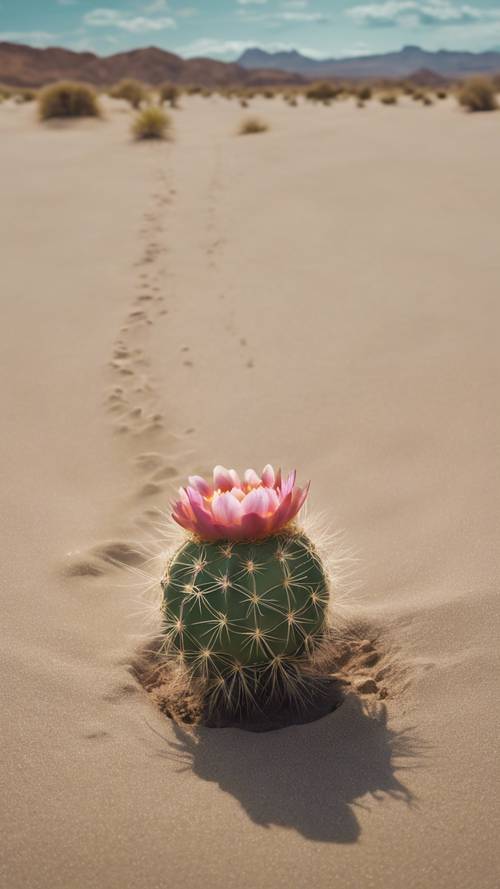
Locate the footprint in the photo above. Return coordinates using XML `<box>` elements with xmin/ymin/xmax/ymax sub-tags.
<box><xmin>113</xmin><ymin>348</ymin><xmax>129</xmax><ymax>359</ymax></box>
<box><xmin>152</xmin><ymin>466</ymin><xmax>178</xmax><ymax>481</ymax></box>
<box><xmin>139</xmin><ymin>482</ymin><xmax>164</xmax><ymax>497</ymax></box>
<box><xmin>63</xmin><ymin>555</ymin><xmax>105</xmax><ymax>577</ymax></box>
<box><xmin>134</xmin><ymin>452</ymin><xmax>165</xmax><ymax>472</ymax></box>
<box><xmin>129</xmin><ymin>310</ymin><xmax>147</xmax><ymax>322</ymax></box>
<box><xmin>91</xmin><ymin>540</ymin><xmax>149</xmax><ymax>567</ymax></box>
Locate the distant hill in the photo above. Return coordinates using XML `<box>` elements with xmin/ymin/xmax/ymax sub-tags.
<box><xmin>0</xmin><ymin>42</ymin><xmax>305</xmax><ymax>88</ymax></box>
<box><xmin>238</xmin><ymin>45</ymin><xmax>500</xmax><ymax>80</ymax></box>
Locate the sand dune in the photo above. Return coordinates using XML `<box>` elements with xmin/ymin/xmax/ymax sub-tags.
<box><xmin>1</xmin><ymin>94</ymin><xmax>499</xmax><ymax>889</ymax></box>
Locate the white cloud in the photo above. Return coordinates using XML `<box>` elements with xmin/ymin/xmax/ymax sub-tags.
<box><xmin>84</xmin><ymin>8</ymin><xmax>176</xmax><ymax>32</ymax></box>
<box><xmin>0</xmin><ymin>31</ymin><xmax>58</xmax><ymax>46</ymax></box>
<box><xmin>346</xmin><ymin>1</ymin><xmax>500</xmax><ymax>28</ymax></box>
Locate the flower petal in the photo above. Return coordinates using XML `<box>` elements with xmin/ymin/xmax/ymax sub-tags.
<box><xmin>241</xmin><ymin>487</ymin><xmax>268</xmax><ymax>517</ymax></box>
<box><xmin>229</xmin><ymin>468</ymin><xmax>241</xmax><ymax>487</ymax></box>
<box><xmin>240</xmin><ymin>512</ymin><xmax>268</xmax><ymax>539</ymax></box>
<box><xmin>213</xmin><ymin>465</ymin><xmax>234</xmax><ymax>492</ymax></box>
<box><xmin>280</xmin><ymin>469</ymin><xmax>297</xmax><ymax>498</ymax></box>
<box><xmin>188</xmin><ymin>475</ymin><xmax>211</xmax><ymax>497</ymax></box>
<box><xmin>212</xmin><ymin>492</ymin><xmax>243</xmax><ymax>526</ymax></box>
<box><xmin>261</xmin><ymin>464</ymin><xmax>275</xmax><ymax>487</ymax></box>
<box><xmin>244</xmin><ymin>468</ymin><xmax>261</xmax><ymax>488</ymax></box>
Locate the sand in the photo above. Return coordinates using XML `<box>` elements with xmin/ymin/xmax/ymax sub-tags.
<box><xmin>1</xmin><ymin>93</ymin><xmax>499</xmax><ymax>889</ymax></box>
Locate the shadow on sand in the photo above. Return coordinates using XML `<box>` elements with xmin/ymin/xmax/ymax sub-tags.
<box><xmin>155</xmin><ymin>693</ymin><xmax>416</xmax><ymax>844</ymax></box>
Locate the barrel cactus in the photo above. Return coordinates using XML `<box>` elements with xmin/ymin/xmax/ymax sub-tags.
<box><xmin>161</xmin><ymin>464</ymin><xmax>331</xmax><ymax>713</ymax></box>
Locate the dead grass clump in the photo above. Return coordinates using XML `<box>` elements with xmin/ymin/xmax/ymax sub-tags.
<box><xmin>306</xmin><ymin>81</ymin><xmax>340</xmax><ymax>102</ymax></box>
<box><xmin>379</xmin><ymin>92</ymin><xmax>398</xmax><ymax>105</ymax></box>
<box><xmin>132</xmin><ymin>106</ymin><xmax>171</xmax><ymax>140</ymax></box>
<box><xmin>458</xmin><ymin>77</ymin><xmax>497</xmax><ymax>112</ymax></box>
<box><xmin>356</xmin><ymin>84</ymin><xmax>372</xmax><ymax>101</ymax></box>
<box><xmin>238</xmin><ymin>116</ymin><xmax>269</xmax><ymax>135</ymax></box>
<box><xmin>38</xmin><ymin>82</ymin><xmax>100</xmax><ymax>120</ymax></box>
<box><xmin>15</xmin><ymin>88</ymin><xmax>37</xmax><ymax>103</ymax></box>
<box><xmin>436</xmin><ymin>89</ymin><xmax>448</xmax><ymax>100</ymax></box>
<box><xmin>159</xmin><ymin>82</ymin><xmax>179</xmax><ymax>108</ymax></box>
<box><xmin>110</xmin><ymin>79</ymin><xmax>146</xmax><ymax>109</ymax></box>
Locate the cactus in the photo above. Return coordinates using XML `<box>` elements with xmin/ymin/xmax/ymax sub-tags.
<box><xmin>163</xmin><ymin>465</ymin><xmax>331</xmax><ymax>714</ymax></box>
<box><xmin>161</xmin><ymin>531</ymin><xmax>330</xmax><ymax>711</ymax></box>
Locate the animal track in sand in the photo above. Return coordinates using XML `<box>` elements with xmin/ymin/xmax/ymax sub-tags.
<box><xmin>138</xmin><ymin>481</ymin><xmax>164</xmax><ymax>497</ymax></box>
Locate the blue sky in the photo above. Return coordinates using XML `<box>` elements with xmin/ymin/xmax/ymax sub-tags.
<box><xmin>2</xmin><ymin>1</ymin><xmax>500</xmax><ymax>59</ymax></box>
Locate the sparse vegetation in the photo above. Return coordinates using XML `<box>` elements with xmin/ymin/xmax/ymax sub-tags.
<box><xmin>38</xmin><ymin>82</ymin><xmax>100</xmax><ymax>120</ymax></box>
<box><xmin>132</xmin><ymin>106</ymin><xmax>171</xmax><ymax>140</ymax></box>
<box><xmin>356</xmin><ymin>84</ymin><xmax>372</xmax><ymax>101</ymax></box>
<box><xmin>305</xmin><ymin>81</ymin><xmax>341</xmax><ymax>102</ymax></box>
<box><xmin>109</xmin><ymin>79</ymin><xmax>147</xmax><ymax>109</ymax></box>
<box><xmin>158</xmin><ymin>82</ymin><xmax>179</xmax><ymax>108</ymax></box>
<box><xmin>379</xmin><ymin>92</ymin><xmax>398</xmax><ymax>105</ymax></box>
<box><xmin>458</xmin><ymin>77</ymin><xmax>497</xmax><ymax>112</ymax></box>
<box><xmin>14</xmin><ymin>88</ymin><xmax>37</xmax><ymax>103</ymax></box>
<box><xmin>238</xmin><ymin>116</ymin><xmax>269</xmax><ymax>135</ymax></box>
<box><xmin>436</xmin><ymin>89</ymin><xmax>448</xmax><ymax>100</ymax></box>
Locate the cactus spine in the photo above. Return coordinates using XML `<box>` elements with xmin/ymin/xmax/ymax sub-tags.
<box><xmin>161</xmin><ymin>530</ymin><xmax>330</xmax><ymax>711</ymax></box>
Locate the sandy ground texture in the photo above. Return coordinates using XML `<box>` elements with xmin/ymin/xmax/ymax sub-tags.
<box><xmin>1</xmin><ymin>93</ymin><xmax>499</xmax><ymax>889</ymax></box>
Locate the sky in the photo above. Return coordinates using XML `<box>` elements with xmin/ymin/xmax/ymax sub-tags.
<box><xmin>1</xmin><ymin>1</ymin><xmax>500</xmax><ymax>60</ymax></box>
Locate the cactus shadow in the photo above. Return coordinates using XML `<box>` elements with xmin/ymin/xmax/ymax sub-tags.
<box><xmin>163</xmin><ymin>694</ymin><xmax>416</xmax><ymax>844</ymax></box>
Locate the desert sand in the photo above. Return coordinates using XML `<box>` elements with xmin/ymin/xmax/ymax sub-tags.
<box><xmin>1</xmin><ymin>93</ymin><xmax>499</xmax><ymax>889</ymax></box>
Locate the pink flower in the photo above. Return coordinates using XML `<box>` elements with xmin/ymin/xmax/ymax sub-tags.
<box><xmin>172</xmin><ymin>464</ymin><xmax>310</xmax><ymax>541</ymax></box>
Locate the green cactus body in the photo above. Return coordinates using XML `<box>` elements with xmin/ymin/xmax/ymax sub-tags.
<box><xmin>161</xmin><ymin>532</ymin><xmax>329</xmax><ymax>683</ymax></box>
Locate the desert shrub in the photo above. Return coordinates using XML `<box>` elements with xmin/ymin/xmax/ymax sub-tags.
<box><xmin>110</xmin><ymin>79</ymin><xmax>146</xmax><ymax>109</ymax></box>
<box><xmin>0</xmin><ymin>84</ymin><xmax>12</xmax><ymax>100</ymax></box>
<box><xmin>421</xmin><ymin>95</ymin><xmax>433</xmax><ymax>106</ymax></box>
<box><xmin>458</xmin><ymin>77</ymin><xmax>497</xmax><ymax>112</ymax></box>
<box><xmin>240</xmin><ymin>98</ymin><xmax>249</xmax><ymax>108</ymax></box>
<box><xmin>357</xmin><ymin>99</ymin><xmax>365</xmax><ymax>109</ymax></box>
<box><xmin>238</xmin><ymin>116</ymin><xmax>269</xmax><ymax>135</ymax></box>
<box><xmin>15</xmin><ymin>88</ymin><xmax>37</xmax><ymax>103</ymax></box>
<box><xmin>132</xmin><ymin>106</ymin><xmax>171</xmax><ymax>139</ymax></box>
<box><xmin>185</xmin><ymin>84</ymin><xmax>202</xmax><ymax>95</ymax></box>
<box><xmin>356</xmin><ymin>84</ymin><xmax>372</xmax><ymax>101</ymax></box>
<box><xmin>436</xmin><ymin>89</ymin><xmax>448</xmax><ymax>99</ymax></box>
<box><xmin>379</xmin><ymin>92</ymin><xmax>398</xmax><ymax>105</ymax></box>
<box><xmin>305</xmin><ymin>81</ymin><xmax>340</xmax><ymax>102</ymax></box>
<box><xmin>159</xmin><ymin>82</ymin><xmax>179</xmax><ymax>108</ymax></box>
<box><xmin>287</xmin><ymin>96</ymin><xmax>298</xmax><ymax>107</ymax></box>
<box><xmin>38</xmin><ymin>82</ymin><xmax>100</xmax><ymax>120</ymax></box>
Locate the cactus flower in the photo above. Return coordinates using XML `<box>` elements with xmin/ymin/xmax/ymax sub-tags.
<box><xmin>172</xmin><ymin>464</ymin><xmax>310</xmax><ymax>541</ymax></box>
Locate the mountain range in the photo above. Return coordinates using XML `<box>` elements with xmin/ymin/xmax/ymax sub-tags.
<box><xmin>1</xmin><ymin>42</ymin><xmax>500</xmax><ymax>90</ymax></box>
<box><xmin>0</xmin><ymin>42</ymin><xmax>304</xmax><ymax>89</ymax></box>
<box><xmin>238</xmin><ymin>45</ymin><xmax>500</xmax><ymax>80</ymax></box>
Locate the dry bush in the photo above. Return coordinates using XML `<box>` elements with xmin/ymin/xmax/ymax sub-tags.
<box><xmin>421</xmin><ymin>95</ymin><xmax>433</xmax><ymax>106</ymax></box>
<box><xmin>305</xmin><ymin>81</ymin><xmax>340</xmax><ymax>102</ymax></box>
<box><xmin>185</xmin><ymin>84</ymin><xmax>202</xmax><ymax>95</ymax></box>
<box><xmin>436</xmin><ymin>89</ymin><xmax>448</xmax><ymax>100</ymax></box>
<box><xmin>158</xmin><ymin>82</ymin><xmax>179</xmax><ymax>108</ymax></box>
<box><xmin>240</xmin><ymin>98</ymin><xmax>249</xmax><ymax>108</ymax></box>
<box><xmin>356</xmin><ymin>84</ymin><xmax>372</xmax><ymax>101</ymax></box>
<box><xmin>379</xmin><ymin>92</ymin><xmax>398</xmax><ymax>105</ymax></box>
<box><xmin>38</xmin><ymin>82</ymin><xmax>100</xmax><ymax>120</ymax></box>
<box><xmin>133</xmin><ymin>106</ymin><xmax>171</xmax><ymax>139</ymax></box>
<box><xmin>109</xmin><ymin>79</ymin><xmax>146</xmax><ymax>109</ymax></box>
<box><xmin>238</xmin><ymin>116</ymin><xmax>269</xmax><ymax>135</ymax></box>
<box><xmin>458</xmin><ymin>77</ymin><xmax>497</xmax><ymax>112</ymax></box>
<box><xmin>0</xmin><ymin>84</ymin><xmax>12</xmax><ymax>99</ymax></box>
<box><xmin>14</xmin><ymin>88</ymin><xmax>37</xmax><ymax>103</ymax></box>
